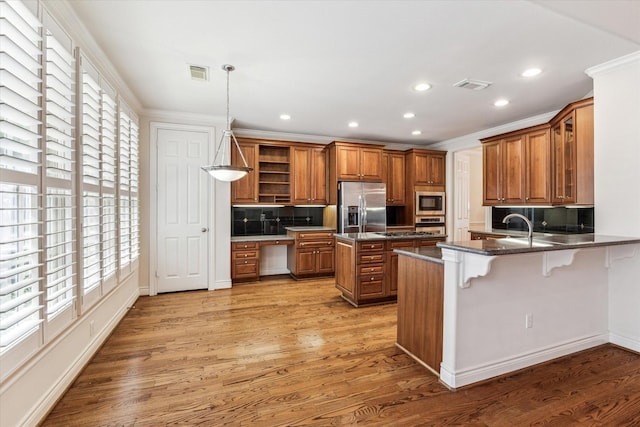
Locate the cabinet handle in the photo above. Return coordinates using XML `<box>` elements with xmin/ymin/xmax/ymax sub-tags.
<box><xmin>244</xmin><ymin>254</ymin><xmax>248</xmax><ymax>257</ymax></box>
<box><xmin>301</xmin><ymin>234</ymin><xmax>305</xmax><ymax>238</ymax></box>
<box><xmin>370</xmin><ymin>277</ymin><xmax>374</xmax><ymax>281</ymax></box>
<box><xmin>276</xmin><ymin>240</ymin><xmax>279</xmax><ymax>244</ymax></box>
<box><xmin>244</xmin><ymin>261</ymin><xmax>248</xmax><ymax>264</ymax></box>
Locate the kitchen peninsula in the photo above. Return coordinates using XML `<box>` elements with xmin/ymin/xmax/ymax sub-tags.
<box><xmin>395</xmin><ymin>234</ymin><xmax>640</xmax><ymax>390</ymax></box>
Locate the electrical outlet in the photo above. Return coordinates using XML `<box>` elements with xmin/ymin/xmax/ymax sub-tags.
<box><xmin>525</xmin><ymin>314</ymin><xmax>533</xmax><ymax>329</ymax></box>
<box><xmin>90</xmin><ymin>320</ymin><xmax>95</xmax><ymax>337</ymax></box>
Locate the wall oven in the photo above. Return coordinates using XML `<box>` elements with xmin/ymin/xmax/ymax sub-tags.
<box><xmin>415</xmin><ymin>215</ymin><xmax>446</xmax><ymax>234</ymax></box>
<box><xmin>415</xmin><ymin>191</ymin><xmax>445</xmax><ymax>216</ymax></box>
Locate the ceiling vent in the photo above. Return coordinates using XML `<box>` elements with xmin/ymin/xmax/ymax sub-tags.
<box><xmin>453</xmin><ymin>78</ymin><xmax>492</xmax><ymax>90</ymax></box>
<box><xmin>189</xmin><ymin>65</ymin><xmax>209</xmax><ymax>81</ymax></box>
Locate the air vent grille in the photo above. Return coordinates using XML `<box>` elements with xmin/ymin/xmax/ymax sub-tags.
<box><xmin>453</xmin><ymin>78</ymin><xmax>492</xmax><ymax>90</ymax></box>
<box><xmin>189</xmin><ymin>65</ymin><xmax>209</xmax><ymax>81</ymax></box>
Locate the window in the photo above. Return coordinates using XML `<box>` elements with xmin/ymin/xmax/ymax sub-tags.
<box><xmin>0</xmin><ymin>0</ymin><xmax>44</xmax><ymax>355</ymax></box>
<box><xmin>0</xmin><ymin>0</ymin><xmax>140</xmax><ymax>378</ymax></box>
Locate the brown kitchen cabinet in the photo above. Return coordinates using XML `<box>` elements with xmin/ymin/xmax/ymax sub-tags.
<box><xmin>406</xmin><ymin>149</ymin><xmax>446</xmax><ymax>188</ymax></box>
<box><xmin>291</xmin><ymin>145</ymin><xmax>326</xmax><ymax>205</ymax></box>
<box><xmin>231</xmin><ymin>138</ymin><xmax>292</xmax><ymax>205</ymax></box>
<box><xmin>286</xmin><ymin>230</ymin><xmax>335</xmax><ymax>279</ymax></box>
<box><xmin>231</xmin><ymin>241</ymin><xmax>260</xmax><ymax>281</ymax></box>
<box><xmin>481</xmin><ymin>125</ymin><xmax>551</xmax><ymax>206</ymax></box>
<box><xmin>335</xmin><ymin>236</ymin><xmax>445</xmax><ymax>307</ymax></box>
<box><xmin>327</xmin><ymin>141</ymin><xmax>384</xmax><ymax>204</ymax></box>
<box><xmin>550</xmin><ymin>98</ymin><xmax>594</xmax><ymax>205</ymax></box>
<box><xmin>231</xmin><ymin>140</ymin><xmax>259</xmax><ymax>204</ymax></box>
<box><xmin>382</xmin><ymin>150</ymin><xmax>406</xmax><ymax>205</ymax></box>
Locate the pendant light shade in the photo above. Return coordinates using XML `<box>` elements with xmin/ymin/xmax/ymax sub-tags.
<box><xmin>201</xmin><ymin>64</ymin><xmax>253</xmax><ymax>181</ymax></box>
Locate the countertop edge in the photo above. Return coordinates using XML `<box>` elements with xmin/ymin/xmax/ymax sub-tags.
<box><xmin>394</xmin><ymin>248</ymin><xmax>444</xmax><ymax>264</ymax></box>
<box><xmin>231</xmin><ymin>235</ymin><xmax>295</xmax><ymax>242</ymax></box>
<box><xmin>437</xmin><ymin>236</ymin><xmax>640</xmax><ymax>256</ymax></box>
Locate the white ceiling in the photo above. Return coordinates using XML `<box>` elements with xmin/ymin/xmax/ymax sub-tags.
<box><xmin>65</xmin><ymin>0</ymin><xmax>640</xmax><ymax>146</ymax></box>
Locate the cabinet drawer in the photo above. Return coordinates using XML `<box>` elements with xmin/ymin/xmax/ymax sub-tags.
<box><xmin>358</xmin><ymin>241</ymin><xmax>385</xmax><ymax>252</ymax></box>
<box><xmin>233</xmin><ymin>250</ymin><xmax>258</xmax><ymax>259</ymax></box>
<box><xmin>297</xmin><ymin>239</ymin><xmax>334</xmax><ymax>248</ymax></box>
<box><xmin>358</xmin><ymin>277</ymin><xmax>385</xmax><ymax>298</ymax></box>
<box><xmin>232</xmin><ymin>242</ymin><xmax>259</xmax><ymax>250</ymax></box>
<box><xmin>298</xmin><ymin>231</ymin><xmax>334</xmax><ymax>240</ymax></box>
<box><xmin>359</xmin><ymin>253</ymin><xmax>385</xmax><ymax>264</ymax></box>
<box><xmin>416</xmin><ymin>238</ymin><xmax>444</xmax><ymax>247</ymax></box>
<box><xmin>261</xmin><ymin>239</ymin><xmax>293</xmax><ymax>246</ymax></box>
<box><xmin>232</xmin><ymin>259</ymin><xmax>259</xmax><ymax>277</ymax></box>
<box><xmin>358</xmin><ymin>264</ymin><xmax>384</xmax><ymax>275</ymax></box>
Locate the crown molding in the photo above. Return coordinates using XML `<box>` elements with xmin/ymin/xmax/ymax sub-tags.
<box><xmin>585</xmin><ymin>50</ymin><xmax>640</xmax><ymax>77</ymax></box>
<box><xmin>41</xmin><ymin>0</ymin><xmax>143</xmax><ymax>113</ymax></box>
<box><xmin>142</xmin><ymin>109</ymin><xmax>228</xmax><ymax>126</ymax></box>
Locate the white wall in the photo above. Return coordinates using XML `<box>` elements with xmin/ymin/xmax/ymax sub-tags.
<box><xmin>587</xmin><ymin>51</ymin><xmax>640</xmax><ymax>352</ymax></box>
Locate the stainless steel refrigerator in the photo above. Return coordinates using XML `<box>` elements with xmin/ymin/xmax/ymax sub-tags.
<box><xmin>337</xmin><ymin>181</ymin><xmax>386</xmax><ymax>233</ymax></box>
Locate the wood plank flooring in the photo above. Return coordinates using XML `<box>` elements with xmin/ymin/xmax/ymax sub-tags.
<box><xmin>43</xmin><ymin>277</ymin><xmax>640</xmax><ymax>426</ymax></box>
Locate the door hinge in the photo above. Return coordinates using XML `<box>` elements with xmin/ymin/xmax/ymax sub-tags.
<box><xmin>155</xmin><ymin>271</ymin><xmax>159</xmax><ymax>278</ymax></box>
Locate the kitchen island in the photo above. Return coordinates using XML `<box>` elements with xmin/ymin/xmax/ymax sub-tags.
<box><xmin>395</xmin><ymin>234</ymin><xmax>640</xmax><ymax>390</ymax></box>
<box><xmin>334</xmin><ymin>232</ymin><xmax>445</xmax><ymax>307</ymax></box>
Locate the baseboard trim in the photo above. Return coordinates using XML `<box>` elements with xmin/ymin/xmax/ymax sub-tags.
<box><xmin>439</xmin><ymin>334</ymin><xmax>608</xmax><ymax>389</ymax></box>
<box><xmin>609</xmin><ymin>332</ymin><xmax>640</xmax><ymax>353</ymax></box>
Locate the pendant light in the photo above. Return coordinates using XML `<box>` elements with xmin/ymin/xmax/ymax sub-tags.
<box><xmin>201</xmin><ymin>64</ymin><xmax>253</xmax><ymax>181</ymax></box>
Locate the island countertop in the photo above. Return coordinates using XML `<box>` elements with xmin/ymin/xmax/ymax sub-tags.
<box><xmin>394</xmin><ymin>247</ymin><xmax>444</xmax><ymax>264</ymax></box>
<box><xmin>438</xmin><ymin>234</ymin><xmax>640</xmax><ymax>255</ymax></box>
<box><xmin>335</xmin><ymin>232</ymin><xmax>447</xmax><ymax>242</ymax></box>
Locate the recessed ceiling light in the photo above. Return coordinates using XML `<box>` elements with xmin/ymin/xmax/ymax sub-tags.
<box><xmin>494</xmin><ymin>99</ymin><xmax>509</xmax><ymax>107</ymax></box>
<box><xmin>348</xmin><ymin>121</ymin><xmax>359</xmax><ymax>128</ymax></box>
<box><xmin>403</xmin><ymin>112</ymin><xmax>415</xmax><ymax>119</ymax></box>
<box><xmin>521</xmin><ymin>68</ymin><xmax>542</xmax><ymax>78</ymax></box>
<box><xmin>280</xmin><ymin>114</ymin><xmax>291</xmax><ymax>120</ymax></box>
<box><xmin>413</xmin><ymin>83</ymin><xmax>431</xmax><ymax>92</ymax></box>
<box><xmin>412</xmin><ymin>130</ymin><xmax>422</xmax><ymax>135</ymax></box>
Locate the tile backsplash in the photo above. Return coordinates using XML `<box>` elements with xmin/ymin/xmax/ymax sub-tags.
<box><xmin>232</xmin><ymin>206</ymin><xmax>325</xmax><ymax>236</ymax></box>
<box><xmin>492</xmin><ymin>207</ymin><xmax>594</xmax><ymax>234</ymax></box>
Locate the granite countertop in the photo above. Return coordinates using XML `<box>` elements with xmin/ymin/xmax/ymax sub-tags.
<box><xmin>334</xmin><ymin>232</ymin><xmax>447</xmax><ymax>242</ymax></box>
<box><xmin>469</xmin><ymin>229</ymin><xmax>587</xmax><ymax>238</ymax></box>
<box><xmin>438</xmin><ymin>234</ymin><xmax>640</xmax><ymax>255</ymax></box>
<box><xmin>285</xmin><ymin>226</ymin><xmax>336</xmax><ymax>232</ymax></box>
<box><xmin>231</xmin><ymin>234</ymin><xmax>294</xmax><ymax>242</ymax></box>
<box><xmin>394</xmin><ymin>247</ymin><xmax>444</xmax><ymax>264</ymax></box>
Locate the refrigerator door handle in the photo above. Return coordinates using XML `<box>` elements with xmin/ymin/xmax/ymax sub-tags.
<box><xmin>361</xmin><ymin>195</ymin><xmax>367</xmax><ymax>232</ymax></box>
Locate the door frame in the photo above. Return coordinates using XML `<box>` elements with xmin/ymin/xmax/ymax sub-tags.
<box><xmin>149</xmin><ymin>122</ymin><xmax>219</xmax><ymax>296</ymax></box>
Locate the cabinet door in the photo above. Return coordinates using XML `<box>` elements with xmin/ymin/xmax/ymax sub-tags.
<box><xmin>292</xmin><ymin>147</ymin><xmax>312</xmax><ymax>204</ymax></box>
<box><xmin>311</xmin><ymin>147</ymin><xmax>327</xmax><ymax>204</ymax></box>
<box><xmin>551</xmin><ymin>113</ymin><xmax>575</xmax><ymax>204</ymax></box>
<box><xmin>427</xmin><ymin>153</ymin><xmax>445</xmax><ymax>186</ymax></box>
<box><xmin>389</xmin><ymin>152</ymin><xmax>406</xmax><ymax>204</ymax></box>
<box><xmin>413</xmin><ymin>153</ymin><xmax>430</xmax><ymax>184</ymax></box>
<box><xmin>316</xmin><ymin>246</ymin><xmax>335</xmax><ymax>274</ymax></box>
<box><xmin>360</xmin><ymin>148</ymin><xmax>383</xmax><ymax>181</ymax></box>
<box><xmin>231</xmin><ymin>142</ymin><xmax>258</xmax><ymax>203</ymax></box>
<box><xmin>482</xmin><ymin>141</ymin><xmax>502</xmax><ymax>205</ymax></box>
<box><xmin>296</xmin><ymin>248</ymin><xmax>316</xmax><ymax>275</ymax></box>
<box><xmin>525</xmin><ymin>129</ymin><xmax>550</xmax><ymax>204</ymax></box>
<box><xmin>336</xmin><ymin>145</ymin><xmax>361</xmax><ymax>180</ymax></box>
<box><xmin>381</xmin><ymin>152</ymin><xmax>389</xmax><ymax>202</ymax></box>
<box><xmin>502</xmin><ymin>135</ymin><xmax>525</xmax><ymax>204</ymax></box>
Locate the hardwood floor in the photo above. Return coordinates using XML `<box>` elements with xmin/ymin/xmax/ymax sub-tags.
<box><xmin>43</xmin><ymin>277</ymin><xmax>640</xmax><ymax>426</ymax></box>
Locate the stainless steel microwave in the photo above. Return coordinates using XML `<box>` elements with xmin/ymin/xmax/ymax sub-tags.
<box><xmin>415</xmin><ymin>191</ymin><xmax>445</xmax><ymax>216</ymax></box>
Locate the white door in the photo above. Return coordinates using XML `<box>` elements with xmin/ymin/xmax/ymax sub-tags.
<box><xmin>454</xmin><ymin>153</ymin><xmax>470</xmax><ymax>241</ymax></box>
<box><xmin>156</xmin><ymin>128</ymin><xmax>210</xmax><ymax>293</ymax></box>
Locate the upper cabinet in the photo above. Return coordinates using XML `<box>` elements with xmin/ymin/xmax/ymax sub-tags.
<box><xmin>231</xmin><ymin>139</ymin><xmax>259</xmax><ymax>204</ymax></box>
<box><xmin>550</xmin><ymin>99</ymin><xmax>594</xmax><ymax>205</ymax></box>
<box><xmin>327</xmin><ymin>141</ymin><xmax>384</xmax><ymax>204</ymax></box>
<box><xmin>481</xmin><ymin>97</ymin><xmax>593</xmax><ymax>207</ymax></box>
<box><xmin>482</xmin><ymin>126</ymin><xmax>550</xmax><ymax>206</ymax></box>
<box><xmin>405</xmin><ymin>149</ymin><xmax>446</xmax><ymax>191</ymax></box>
<box><xmin>291</xmin><ymin>145</ymin><xmax>326</xmax><ymax>205</ymax></box>
<box><xmin>413</xmin><ymin>151</ymin><xmax>446</xmax><ymax>187</ymax></box>
<box><xmin>231</xmin><ymin>138</ymin><xmax>291</xmax><ymax>205</ymax></box>
<box><xmin>382</xmin><ymin>150</ymin><xmax>406</xmax><ymax>205</ymax></box>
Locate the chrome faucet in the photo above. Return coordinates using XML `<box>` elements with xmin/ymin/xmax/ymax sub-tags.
<box><xmin>502</xmin><ymin>213</ymin><xmax>533</xmax><ymax>241</ymax></box>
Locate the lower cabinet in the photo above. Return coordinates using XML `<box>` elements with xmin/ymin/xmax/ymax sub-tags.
<box><xmin>287</xmin><ymin>230</ymin><xmax>335</xmax><ymax>279</ymax></box>
<box><xmin>231</xmin><ymin>242</ymin><xmax>260</xmax><ymax>281</ymax></box>
<box><xmin>231</xmin><ymin>239</ymin><xmax>293</xmax><ymax>282</ymax></box>
<box><xmin>335</xmin><ymin>236</ymin><xmax>444</xmax><ymax>307</ymax></box>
